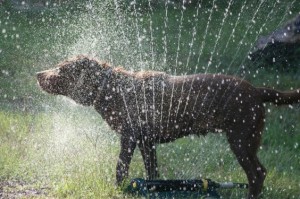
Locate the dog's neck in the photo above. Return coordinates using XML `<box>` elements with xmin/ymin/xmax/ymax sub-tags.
<box><xmin>95</xmin><ymin>67</ymin><xmax>113</xmax><ymax>96</ymax></box>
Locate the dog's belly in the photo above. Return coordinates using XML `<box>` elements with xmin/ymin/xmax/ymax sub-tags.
<box><xmin>150</xmin><ymin>111</ymin><xmax>223</xmax><ymax>143</ymax></box>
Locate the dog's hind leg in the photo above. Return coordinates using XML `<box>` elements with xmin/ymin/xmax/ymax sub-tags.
<box><xmin>230</xmin><ymin>143</ymin><xmax>266</xmax><ymax>199</ymax></box>
<box><xmin>138</xmin><ymin>140</ymin><xmax>159</xmax><ymax>180</ymax></box>
<box><xmin>227</xmin><ymin>123</ymin><xmax>267</xmax><ymax>199</ymax></box>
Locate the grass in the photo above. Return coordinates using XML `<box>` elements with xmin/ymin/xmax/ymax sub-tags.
<box><xmin>1</xmin><ymin>107</ymin><xmax>299</xmax><ymax>198</ymax></box>
<box><xmin>0</xmin><ymin>0</ymin><xmax>300</xmax><ymax>198</ymax></box>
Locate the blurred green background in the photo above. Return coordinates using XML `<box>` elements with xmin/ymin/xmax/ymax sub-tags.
<box><xmin>0</xmin><ymin>0</ymin><xmax>299</xmax><ymax>198</ymax></box>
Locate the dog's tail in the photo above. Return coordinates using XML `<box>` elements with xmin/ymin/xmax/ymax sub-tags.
<box><xmin>257</xmin><ymin>87</ymin><xmax>300</xmax><ymax>105</ymax></box>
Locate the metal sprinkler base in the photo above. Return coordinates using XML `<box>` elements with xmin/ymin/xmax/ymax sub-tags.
<box><xmin>126</xmin><ymin>178</ymin><xmax>248</xmax><ymax>199</ymax></box>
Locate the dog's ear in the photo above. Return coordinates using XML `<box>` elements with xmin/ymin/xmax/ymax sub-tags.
<box><xmin>74</xmin><ymin>55</ymin><xmax>92</xmax><ymax>69</ymax></box>
<box><xmin>75</xmin><ymin>55</ymin><xmax>105</xmax><ymax>71</ymax></box>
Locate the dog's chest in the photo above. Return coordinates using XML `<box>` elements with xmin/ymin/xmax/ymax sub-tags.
<box><xmin>94</xmin><ymin>91</ymin><xmax>127</xmax><ymax>133</ymax></box>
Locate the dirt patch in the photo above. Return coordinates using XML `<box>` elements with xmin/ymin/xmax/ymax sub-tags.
<box><xmin>0</xmin><ymin>180</ymin><xmax>51</xmax><ymax>199</ymax></box>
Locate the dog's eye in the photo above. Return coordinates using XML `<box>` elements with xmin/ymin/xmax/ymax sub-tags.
<box><xmin>55</xmin><ymin>67</ymin><xmax>61</xmax><ymax>73</ymax></box>
<box><xmin>59</xmin><ymin>67</ymin><xmax>71</xmax><ymax>75</ymax></box>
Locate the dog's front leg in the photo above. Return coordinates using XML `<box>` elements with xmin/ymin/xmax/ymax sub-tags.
<box><xmin>138</xmin><ymin>141</ymin><xmax>159</xmax><ymax>180</ymax></box>
<box><xmin>116</xmin><ymin>135</ymin><xmax>136</xmax><ymax>185</ymax></box>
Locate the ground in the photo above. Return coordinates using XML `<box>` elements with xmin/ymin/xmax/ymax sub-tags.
<box><xmin>0</xmin><ymin>180</ymin><xmax>50</xmax><ymax>198</ymax></box>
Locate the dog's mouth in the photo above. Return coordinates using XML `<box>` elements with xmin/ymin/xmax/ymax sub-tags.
<box><xmin>36</xmin><ymin>69</ymin><xmax>65</xmax><ymax>95</ymax></box>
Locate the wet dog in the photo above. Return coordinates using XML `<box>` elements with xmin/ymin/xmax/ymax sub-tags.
<box><xmin>37</xmin><ymin>55</ymin><xmax>300</xmax><ymax>199</ymax></box>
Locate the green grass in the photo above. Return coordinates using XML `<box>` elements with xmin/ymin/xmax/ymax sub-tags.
<box><xmin>1</xmin><ymin>107</ymin><xmax>299</xmax><ymax>198</ymax></box>
<box><xmin>1</xmin><ymin>108</ymin><xmax>299</xmax><ymax>198</ymax></box>
<box><xmin>1</xmin><ymin>1</ymin><xmax>300</xmax><ymax>198</ymax></box>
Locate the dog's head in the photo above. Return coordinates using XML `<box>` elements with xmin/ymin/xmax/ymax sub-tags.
<box><xmin>37</xmin><ymin>55</ymin><xmax>111</xmax><ymax>106</ymax></box>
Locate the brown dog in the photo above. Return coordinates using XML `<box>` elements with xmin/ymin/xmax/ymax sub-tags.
<box><xmin>37</xmin><ymin>55</ymin><xmax>300</xmax><ymax>199</ymax></box>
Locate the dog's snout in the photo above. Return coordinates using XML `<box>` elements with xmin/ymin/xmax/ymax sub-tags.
<box><xmin>36</xmin><ymin>68</ymin><xmax>64</xmax><ymax>95</ymax></box>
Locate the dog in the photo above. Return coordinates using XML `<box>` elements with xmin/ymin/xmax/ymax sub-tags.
<box><xmin>37</xmin><ymin>55</ymin><xmax>300</xmax><ymax>199</ymax></box>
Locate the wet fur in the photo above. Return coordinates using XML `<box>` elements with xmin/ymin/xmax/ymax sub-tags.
<box><xmin>37</xmin><ymin>56</ymin><xmax>300</xmax><ymax>199</ymax></box>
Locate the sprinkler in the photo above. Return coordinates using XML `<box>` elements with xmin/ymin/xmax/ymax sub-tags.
<box><xmin>127</xmin><ymin>178</ymin><xmax>248</xmax><ymax>199</ymax></box>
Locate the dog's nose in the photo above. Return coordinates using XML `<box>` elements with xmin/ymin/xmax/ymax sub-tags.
<box><xmin>36</xmin><ymin>71</ymin><xmax>45</xmax><ymax>80</ymax></box>
<box><xmin>36</xmin><ymin>71</ymin><xmax>43</xmax><ymax>76</ymax></box>
<box><xmin>36</xmin><ymin>68</ymin><xmax>60</xmax><ymax>77</ymax></box>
